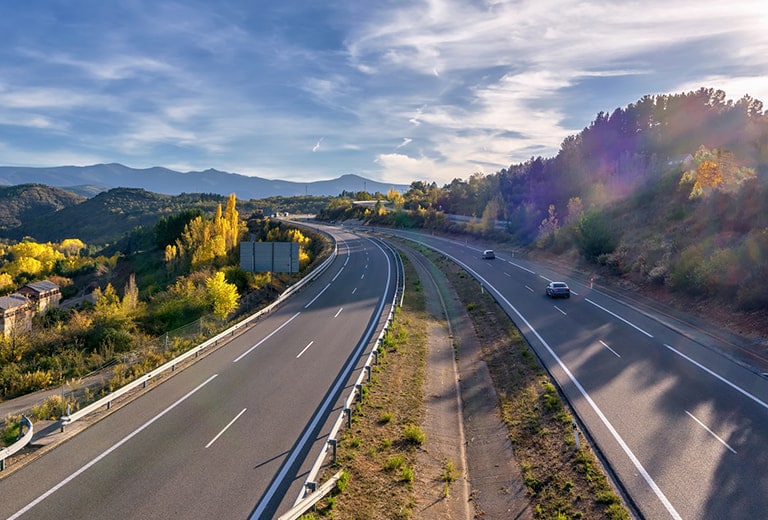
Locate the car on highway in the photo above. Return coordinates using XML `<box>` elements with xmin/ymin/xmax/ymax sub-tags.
<box><xmin>482</xmin><ymin>249</ymin><xmax>495</xmax><ymax>259</ymax></box>
<box><xmin>545</xmin><ymin>281</ymin><xmax>570</xmax><ymax>298</ymax></box>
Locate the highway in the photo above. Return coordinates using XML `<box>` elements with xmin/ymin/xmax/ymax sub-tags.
<box><xmin>0</xmin><ymin>226</ymin><xmax>398</xmax><ymax>520</ymax></box>
<box><xmin>379</xmin><ymin>229</ymin><xmax>768</xmax><ymax>519</ymax></box>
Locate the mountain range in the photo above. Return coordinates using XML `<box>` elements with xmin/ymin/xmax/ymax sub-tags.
<box><xmin>0</xmin><ymin>163</ymin><xmax>409</xmax><ymax>199</ymax></box>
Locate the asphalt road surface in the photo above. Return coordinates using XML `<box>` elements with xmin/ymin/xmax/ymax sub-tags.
<box><xmin>379</xmin><ymin>228</ymin><xmax>768</xmax><ymax>520</ymax></box>
<box><xmin>0</xmin><ymin>227</ymin><xmax>398</xmax><ymax>520</ymax></box>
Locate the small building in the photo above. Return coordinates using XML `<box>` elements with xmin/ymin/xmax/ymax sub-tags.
<box><xmin>0</xmin><ymin>294</ymin><xmax>33</xmax><ymax>338</ymax></box>
<box><xmin>17</xmin><ymin>280</ymin><xmax>62</xmax><ymax>314</ymax></box>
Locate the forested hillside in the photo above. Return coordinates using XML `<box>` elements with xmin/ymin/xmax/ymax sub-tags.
<box><xmin>0</xmin><ymin>184</ymin><xmax>85</xmax><ymax>230</ymax></box>
<box><xmin>319</xmin><ymin>88</ymin><xmax>768</xmax><ymax>312</ymax></box>
<box><xmin>0</xmin><ymin>186</ymin><xmax>331</xmax><ymax>246</ymax></box>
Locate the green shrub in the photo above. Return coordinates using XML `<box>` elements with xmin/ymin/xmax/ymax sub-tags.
<box><xmin>577</xmin><ymin>210</ymin><xmax>618</xmax><ymax>260</ymax></box>
<box><xmin>335</xmin><ymin>470</ymin><xmax>350</xmax><ymax>493</ymax></box>
<box><xmin>384</xmin><ymin>455</ymin><xmax>406</xmax><ymax>471</ymax></box>
<box><xmin>401</xmin><ymin>465</ymin><xmax>414</xmax><ymax>484</ymax></box>
<box><xmin>403</xmin><ymin>424</ymin><xmax>425</xmax><ymax>445</ymax></box>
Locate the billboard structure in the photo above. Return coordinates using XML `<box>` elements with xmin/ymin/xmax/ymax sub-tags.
<box><xmin>240</xmin><ymin>241</ymin><xmax>300</xmax><ymax>273</ymax></box>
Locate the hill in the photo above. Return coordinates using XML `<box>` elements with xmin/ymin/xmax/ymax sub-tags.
<box><xmin>0</xmin><ymin>184</ymin><xmax>86</xmax><ymax>230</ymax></box>
<box><xmin>0</xmin><ymin>164</ymin><xmax>408</xmax><ymax>199</ymax></box>
<box><xmin>320</xmin><ymin>88</ymin><xmax>768</xmax><ymax>316</ymax></box>
<box><xmin>0</xmin><ymin>186</ymin><xmax>333</xmax><ymax>246</ymax></box>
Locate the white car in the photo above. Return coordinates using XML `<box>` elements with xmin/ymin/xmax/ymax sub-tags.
<box><xmin>482</xmin><ymin>249</ymin><xmax>495</xmax><ymax>259</ymax></box>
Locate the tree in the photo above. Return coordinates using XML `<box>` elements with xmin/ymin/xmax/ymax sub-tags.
<box><xmin>577</xmin><ymin>210</ymin><xmax>617</xmax><ymax>260</ymax></box>
<box><xmin>538</xmin><ymin>204</ymin><xmax>560</xmax><ymax>244</ymax></box>
<box><xmin>58</xmin><ymin>238</ymin><xmax>86</xmax><ymax>257</ymax></box>
<box><xmin>206</xmin><ymin>271</ymin><xmax>239</xmax><ymax>319</ymax></box>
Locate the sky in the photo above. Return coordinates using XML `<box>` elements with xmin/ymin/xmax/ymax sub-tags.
<box><xmin>0</xmin><ymin>1</ymin><xmax>766</xmax><ymax>187</ymax></box>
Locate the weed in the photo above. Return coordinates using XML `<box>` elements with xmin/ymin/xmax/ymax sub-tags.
<box><xmin>1</xmin><ymin>417</ymin><xmax>21</xmax><ymax>445</ymax></box>
<box><xmin>384</xmin><ymin>455</ymin><xmax>406</xmax><ymax>472</ymax></box>
<box><xmin>440</xmin><ymin>460</ymin><xmax>458</xmax><ymax>483</ymax></box>
<box><xmin>379</xmin><ymin>411</ymin><xmax>393</xmax><ymax>424</ymax></box>
<box><xmin>403</xmin><ymin>424</ymin><xmax>425</xmax><ymax>445</ymax></box>
<box><xmin>335</xmin><ymin>470</ymin><xmax>349</xmax><ymax>493</ymax></box>
<box><xmin>401</xmin><ymin>465</ymin><xmax>414</xmax><ymax>484</ymax></box>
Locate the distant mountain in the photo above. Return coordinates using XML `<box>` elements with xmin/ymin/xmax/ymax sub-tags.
<box><xmin>0</xmin><ymin>163</ymin><xmax>408</xmax><ymax>199</ymax></box>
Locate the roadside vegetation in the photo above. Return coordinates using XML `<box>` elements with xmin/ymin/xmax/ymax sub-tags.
<box><xmin>0</xmin><ymin>196</ymin><xmax>330</xmax><ymax>447</ymax></box>
<box><xmin>307</xmin><ymin>248</ymin><xmax>629</xmax><ymax>520</ymax></box>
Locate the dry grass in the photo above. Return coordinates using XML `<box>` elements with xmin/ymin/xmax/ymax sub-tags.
<box><xmin>312</xmin><ymin>250</ymin><xmax>630</xmax><ymax>520</ymax></box>
<box><xmin>434</xmin><ymin>254</ymin><xmax>629</xmax><ymax>520</ymax></box>
<box><xmin>312</xmin><ymin>257</ymin><xmax>427</xmax><ymax>519</ymax></box>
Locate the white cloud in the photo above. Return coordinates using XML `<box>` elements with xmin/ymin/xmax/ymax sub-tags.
<box><xmin>395</xmin><ymin>138</ymin><xmax>412</xmax><ymax>150</ymax></box>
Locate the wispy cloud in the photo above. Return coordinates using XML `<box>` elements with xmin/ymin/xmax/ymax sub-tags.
<box><xmin>0</xmin><ymin>0</ymin><xmax>764</xmax><ymax>185</ymax></box>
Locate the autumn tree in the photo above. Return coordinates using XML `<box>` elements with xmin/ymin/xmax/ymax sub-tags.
<box><xmin>681</xmin><ymin>146</ymin><xmax>757</xmax><ymax>199</ymax></box>
<box><xmin>206</xmin><ymin>271</ymin><xmax>240</xmax><ymax>319</ymax></box>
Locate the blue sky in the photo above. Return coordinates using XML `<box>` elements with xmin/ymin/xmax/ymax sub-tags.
<box><xmin>0</xmin><ymin>1</ymin><xmax>766</xmax><ymax>186</ymax></box>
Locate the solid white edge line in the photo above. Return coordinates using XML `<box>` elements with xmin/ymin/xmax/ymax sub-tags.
<box><xmin>685</xmin><ymin>411</ymin><xmax>737</xmax><ymax>454</ymax></box>
<box><xmin>233</xmin><ymin>312</ymin><xmax>301</xmax><ymax>363</ymax></box>
<box><xmin>586</xmin><ymin>298</ymin><xmax>654</xmax><ymax>338</ymax></box>
<box><xmin>664</xmin><ymin>344</ymin><xmax>768</xmax><ymax>411</ymax></box>
<box><xmin>498</xmin><ymin>294</ymin><xmax>681</xmax><ymax>519</ymax></box>
<box><xmin>296</xmin><ymin>341</ymin><xmax>314</xmax><ymax>359</ymax></box>
<box><xmin>509</xmin><ymin>261</ymin><xmax>536</xmax><ymax>274</ymax></box>
<box><xmin>206</xmin><ymin>408</ymin><xmax>247</xmax><ymax>449</ymax></box>
<box><xmin>304</xmin><ymin>283</ymin><xmax>331</xmax><ymax>309</ymax></box>
<box><xmin>250</xmin><ymin>237</ymin><xmax>393</xmax><ymax>519</ymax></box>
<box><xmin>331</xmin><ymin>267</ymin><xmax>344</xmax><ymax>282</ymax></box>
<box><xmin>8</xmin><ymin>374</ymin><xmax>219</xmax><ymax>520</ymax></box>
<box><xmin>405</xmin><ymin>243</ymin><xmax>682</xmax><ymax>519</ymax></box>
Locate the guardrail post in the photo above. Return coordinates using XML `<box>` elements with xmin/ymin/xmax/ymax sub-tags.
<box><xmin>345</xmin><ymin>407</ymin><xmax>351</xmax><ymax>428</ymax></box>
<box><xmin>365</xmin><ymin>365</ymin><xmax>371</xmax><ymax>382</ymax></box>
<box><xmin>572</xmin><ymin>419</ymin><xmax>580</xmax><ymax>450</ymax></box>
<box><xmin>305</xmin><ymin>481</ymin><xmax>316</xmax><ymax>497</ymax></box>
<box><xmin>329</xmin><ymin>439</ymin><xmax>337</xmax><ymax>465</ymax></box>
<box><xmin>355</xmin><ymin>384</ymin><xmax>363</xmax><ymax>402</ymax></box>
<box><xmin>373</xmin><ymin>349</ymin><xmax>379</xmax><ymax>365</ymax></box>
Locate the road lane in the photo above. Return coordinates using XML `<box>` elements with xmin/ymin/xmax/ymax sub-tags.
<box><xmin>0</xmin><ymin>227</ymin><xmax>398</xmax><ymax>520</ymax></box>
<box><xmin>378</xmin><ymin>228</ymin><xmax>768</xmax><ymax>519</ymax></box>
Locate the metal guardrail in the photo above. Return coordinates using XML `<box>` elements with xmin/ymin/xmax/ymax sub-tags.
<box><xmin>281</xmin><ymin>235</ymin><xmax>405</xmax><ymax>518</ymax></box>
<box><xmin>60</xmin><ymin>243</ymin><xmax>338</xmax><ymax>430</ymax></box>
<box><xmin>277</xmin><ymin>471</ymin><xmax>343</xmax><ymax>520</ymax></box>
<box><xmin>0</xmin><ymin>416</ymin><xmax>33</xmax><ymax>471</ymax></box>
<box><xmin>0</xmin><ymin>237</ymin><xmax>338</xmax><ymax>474</ymax></box>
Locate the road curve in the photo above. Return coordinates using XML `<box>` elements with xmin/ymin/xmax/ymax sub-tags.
<box><xmin>378</xmin><ymin>228</ymin><xmax>768</xmax><ymax>520</ymax></box>
<box><xmin>0</xmin><ymin>226</ymin><xmax>398</xmax><ymax>520</ymax></box>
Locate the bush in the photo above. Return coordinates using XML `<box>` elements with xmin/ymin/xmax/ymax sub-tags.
<box><xmin>577</xmin><ymin>210</ymin><xmax>618</xmax><ymax>260</ymax></box>
<box><xmin>384</xmin><ymin>455</ymin><xmax>406</xmax><ymax>471</ymax></box>
<box><xmin>403</xmin><ymin>424</ymin><xmax>426</xmax><ymax>445</ymax></box>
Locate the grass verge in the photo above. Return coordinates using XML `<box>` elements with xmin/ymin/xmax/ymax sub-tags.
<box><xmin>310</xmin><ymin>247</ymin><xmax>630</xmax><ymax>520</ymax></box>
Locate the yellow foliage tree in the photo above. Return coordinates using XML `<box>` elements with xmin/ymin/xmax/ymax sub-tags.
<box><xmin>206</xmin><ymin>271</ymin><xmax>239</xmax><ymax>319</ymax></box>
<box><xmin>58</xmin><ymin>238</ymin><xmax>86</xmax><ymax>257</ymax></box>
<box><xmin>0</xmin><ymin>272</ymin><xmax>13</xmax><ymax>290</ymax></box>
<box><xmin>681</xmin><ymin>146</ymin><xmax>757</xmax><ymax>199</ymax></box>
